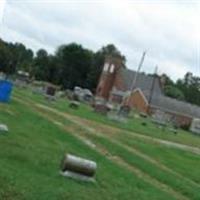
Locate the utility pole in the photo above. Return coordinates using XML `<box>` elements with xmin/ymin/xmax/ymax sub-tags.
<box><xmin>130</xmin><ymin>51</ymin><xmax>146</xmax><ymax>91</ymax></box>
<box><xmin>123</xmin><ymin>51</ymin><xmax>146</xmax><ymax>107</ymax></box>
<box><xmin>148</xmin><ymin>65</ymin><xmax>158</xmax><ymax>113</ymax></box>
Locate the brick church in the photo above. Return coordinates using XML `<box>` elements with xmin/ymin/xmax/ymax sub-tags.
<box><xmin>96</xmin><ymin>56</ymin><xmax>200</xmax><ymax>127</ymax></box>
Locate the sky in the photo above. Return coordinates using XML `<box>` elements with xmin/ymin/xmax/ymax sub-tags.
<box><xmin>0</xmin><ymin>0</ymin><xmax>199</xmax><ymax>80</ymax></box>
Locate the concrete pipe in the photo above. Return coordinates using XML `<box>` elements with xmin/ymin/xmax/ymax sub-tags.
<box><xmin>61</xmin><ymin>154</ymin><xmax>97</xmax><ymax>177</ymax></box>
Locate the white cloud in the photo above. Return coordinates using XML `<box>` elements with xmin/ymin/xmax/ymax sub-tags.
<box><xmin>0</xmin><ymin>0</ymin><xmax>199</xmax><ymax>80</ymax></box>
<box><xmin>0</xmin><ymin>0</ymin><xmax>6</xmax><ymax>23</ymax></box>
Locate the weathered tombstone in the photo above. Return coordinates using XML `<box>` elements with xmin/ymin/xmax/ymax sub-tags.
<box><xmin>190</xmin><ymin>118</ymin><xmax>200</xmax><ymax>135</ymax></box>
<box><xmin>117</xmin><ymin>105</ymin><xmax>131</xmax><ymax>118</ymax></box>
<box><xmin>73</xmin><ymin>86</ymin><xmax>82</xmax><ymax>101</ymax></box>
<box><xmin>107</xmin><ymin>106</ymin><xmax>127</xmax><ymax>123</ymax></box>
<box><xmin>73</xmin><ymin>87</ymin><xmax>93</xmax><ymax>103</ymax></box>
<box><xmin>46</xmin><ymin>85</ymin><xmax>56</xmax><ymax>96</ymax></box>
<box><xmin>151</xmin><ymin>110</ymin><xmax>168</xmax><ymax>130</ymax></box>
<box><xmin>60</xmin><ymin>154</ymin><xmax>97</xmax><ymax>182</ymax></box>
<box><xmin>66</xmin><ymin>89</ymin><xmax>74</xmax><ymax>100</ymax></box>
<box><xmin>56</xmin><ymin>91</ymin><xmax>65</xmax><ymax>98</ymax></box>
<box><xmin>45</xmin><ymin>84</ymin><xmax>57</xmax><ymax>101</ymax></box>
<box><xmin>0</xmin><ymin>124</ymin><xmax>8</xmax><ymax>133</ymax></box>
<box><xmin>69</xmin><ymin>101</ymin><xmax>80</xmax><ymax>109</ymax></box>
<box><xmin>82</xmin><ymin>89</ymin><xmax>93</xmax><ymax>103</ymax></box>
<box><xmin>31</xmin><ymin>81</ymin><xmax>45</xmax><ymax>95</ymax></box>
<box><xmin>15</xmin><ymin>70</ymin><xmax>30</xmax><ymax>88</ymax></box>
<box><xmin>140</xmin><ymin>112</ymin><xmax>148</xmax><ymax>118</ymax></box>
<box><xmin>93</xmin><ymin>98</ymin><xmax>111</xmax><ymax>115</ymax></box>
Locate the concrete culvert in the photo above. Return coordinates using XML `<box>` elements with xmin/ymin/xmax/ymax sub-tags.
<box><xmin>60</xmin><ymin>154</ymin><xmax>97</xmax><ymax>181</ymax></box>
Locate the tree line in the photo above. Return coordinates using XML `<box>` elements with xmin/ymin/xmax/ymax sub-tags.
<box><xmin>0</xmin><ymin>38</ymin><xmax>125</xmax><ymax>92</ymax></box>
<box><xmin>162</xmin><ymin>72</ymin><xmax>200</xmax><ymax>106</ymax></box>
<box><xmin>0</xmin><ymin>38</ymin><xmax>199</xmax><ymax>106</ymax></box>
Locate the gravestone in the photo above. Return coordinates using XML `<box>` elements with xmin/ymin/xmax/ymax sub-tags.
<box><xmin>190</xmin><ymin>118</ymin><xmax>200</xmax><ymax>135</ymax></box>
<box><xmin>69</xmin><ymin>101</ymin><xmax>80</xmax><ymax>109</ymax></box>
<box><xmin>117</xmin><ymin>105</ymin><xmax>131</xmax><ymax>118</ymax></box>
<box><xmin>60</xmin><ymin>154</ymin><xmax>97</xmax><ymax>182</ymax></box>
<box><xmin>45</xmin><ymin>84</ymin><xmax>57</xmax><ymax>101</ymax></box>
<box><xmin>0</xmin><ymin>124</ymin><xmax>8</xmax><ymax>133</ymax></box>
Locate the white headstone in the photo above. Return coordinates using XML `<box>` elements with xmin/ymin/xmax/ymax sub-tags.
<box><xmin>0</xmin><ymin>124</ymin><xmax>8</xmax><ymax>132</ymax></box>
<box><xmin>190</xmin><ymin>118</ymin><xmax>200</xmax><ymax>134</ymax></box>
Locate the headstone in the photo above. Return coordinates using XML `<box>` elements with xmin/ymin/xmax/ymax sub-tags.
<box><xmin>140</xmin><ymin>112</ymin><xmax>148</xmax><ymax>118</ymax></box>
<box><xmin>117</xmin><ymin>105</ymin><xmax>131</xmax><ymax>118</ymax></box>
<box><xmin>69</xmin><ymin>101</ymin><xmax>80</xmax><ymax>109</ymax></box>
<box><xmin>94</xmin><ymin>102</ymin><xmax>112</xmax><ymax>115</ymax></box>
<box><xmin>60</xmin><ymin>154</ymin><xmax>97</xmax><ymax>182</ymax></box>
<box><xmin>73</xmin><ymin>87</ymin><xmax>93</xmax><ymax>103</ymax></box>
<box><xmin>190</xmin><ymin>118</ymin><xmax>200</xmax><ymax>135</ymax></box>
<box><xmin>15</xmin><ymin>70</ymin><xmax>30</xmax><ymax>88</ymax></box>
<box><xmin>0</xmin><ymin>124</ymin><xmax>8</xmax><ymax>133</ymax></box>
<box><xmin>46</xmin><ymin>86</ymin><xmax>56</xmax><ymax>96</ymax></box>
<box><xmin>45</xmin><ymin>84</ymin><xmax>57</xmax><ymax>101</ymax></box>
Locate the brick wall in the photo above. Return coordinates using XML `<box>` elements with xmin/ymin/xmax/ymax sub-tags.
<box><xmin>123</xmin><ymin>90</ymin><xmax>148</xmax><ymax>113</ymax></box>
<box><xmin>149</xmin><ymin>106</ymin><xmax>192</xmax><ymax>127</ymax></box>
<box><xmin>96</xmin><ymin>56</ymin><xmax>124</xmax><ymax>100</ymax></box>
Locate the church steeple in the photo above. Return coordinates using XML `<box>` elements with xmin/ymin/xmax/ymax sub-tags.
<box><xmin>96</xmin><ymin>56</ymin><xmax>124</xmax><ymax>100</ymax></box>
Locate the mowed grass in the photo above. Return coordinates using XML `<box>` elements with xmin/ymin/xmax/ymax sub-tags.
<box><xmin>0</xmin><ymin>100</ymin><xmax>177</xmax><ymax>200</ymax></box>
<box><xmin>14</xmin><ymin>87</ymin><xmax>200</xmax><ymax>148</ymax></box>
<box><xmin>8</xmin><ymin>90</ymin><xmax>200</xmax><ymax>200</ymax></box>
<box><xmin>24</xmin><ymin>101</ymin><xmax>200</xmax><ymax>200</ymax></box>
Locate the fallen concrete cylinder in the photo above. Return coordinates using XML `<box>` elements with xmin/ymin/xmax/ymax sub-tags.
<box><xmin>61</xmin><ymin>154</ymin><xmax>97</xmax><ymax>177</ymax></box>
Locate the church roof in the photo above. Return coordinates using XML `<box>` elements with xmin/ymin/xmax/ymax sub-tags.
<box><xmin>119</xmin><ymin>68</ymin><xmax>200</xmax><ymax>118</ymax></box>
<box><xmin>120</xmin><ymin>68</ymin><xmax>162</xmax><ymax>95</ymax></box>
<box><xmin>150</xmin><ymin>95</ymin><xmax>200</xmax><ymax>119</ymax></box>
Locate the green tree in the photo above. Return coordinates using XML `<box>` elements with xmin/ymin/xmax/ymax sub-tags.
<box><xmin>176</xmin><ymin>73</ymin><xmax>200</xmax><ymax>106</ymax></box>
<box><xmin>56</xmin><ymin>43</ymin><xmax>94</xmax><ymax>89</ymax></box>
<box><xmin>164</xmin><ymin>85</ymin><xmax>185</xmax><ymax>100</ymax></box>
<box><xmin>32</xmin><ymin>49</ymin><xmax>50</xmax><ymax>81</ymax></box>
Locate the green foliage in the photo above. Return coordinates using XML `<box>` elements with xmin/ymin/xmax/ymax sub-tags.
<box><xmin>176</xmin><ymin>73</ymin><xmax>200</xmax><ymax>106</ymax></box>
<box><xmin>55</xmin><ymin>43</ymin><xmax>94</xmax><ymax>89</ymax></box>
<box><xmin>164</xmin><ymin>85</ymin><xmax>185</xmax><ymax>100</ymax></box>
<box><xmin>0</xmin><ymin>38</ymin><xmax>125</xmax><ymax>91</ymax></box>
<box><xmin>162</xmin><ymin>73</ymin><xmax>200</xmax><ymax>106</ymax></box>
<box><xmin>0</xmin><ymin>39</ymin><xmax>33</xmax><ymax>75</ymax></box>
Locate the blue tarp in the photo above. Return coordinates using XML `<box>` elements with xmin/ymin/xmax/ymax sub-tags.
<box><xmin>0</xmin><ymin>80</ymin><xmax>13</xmax><ymax>103</ymax></box>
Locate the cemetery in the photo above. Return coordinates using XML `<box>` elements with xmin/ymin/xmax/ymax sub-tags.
<box><xmin>0</xmin><ymin>55</ymin><xmax>200</xmax><ymax>200</ymax></box>
<box><xmin>0</xmin><ymin>85</ymin><xmax>200</xmax><ymax>200</ymax></box>
<box><xmin>0</xmin><ymin>1</ymin><xmax>199</xmax><ymax>199</ymax></box>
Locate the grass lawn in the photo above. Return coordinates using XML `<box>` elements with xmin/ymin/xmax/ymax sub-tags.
<box><xmin>0</xmin><ymin>99</ymin><xmax>177</xmax><ymax>200</ymax></box>
<box><xmin>14</xmin><ymin>87</ymin><xmax>200</xmax><ymax>148</ymax></box>
<box><xmin>0</xmin><ymin>87</ymin><xmax>199</xmax><ymax>199</ymax></box>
